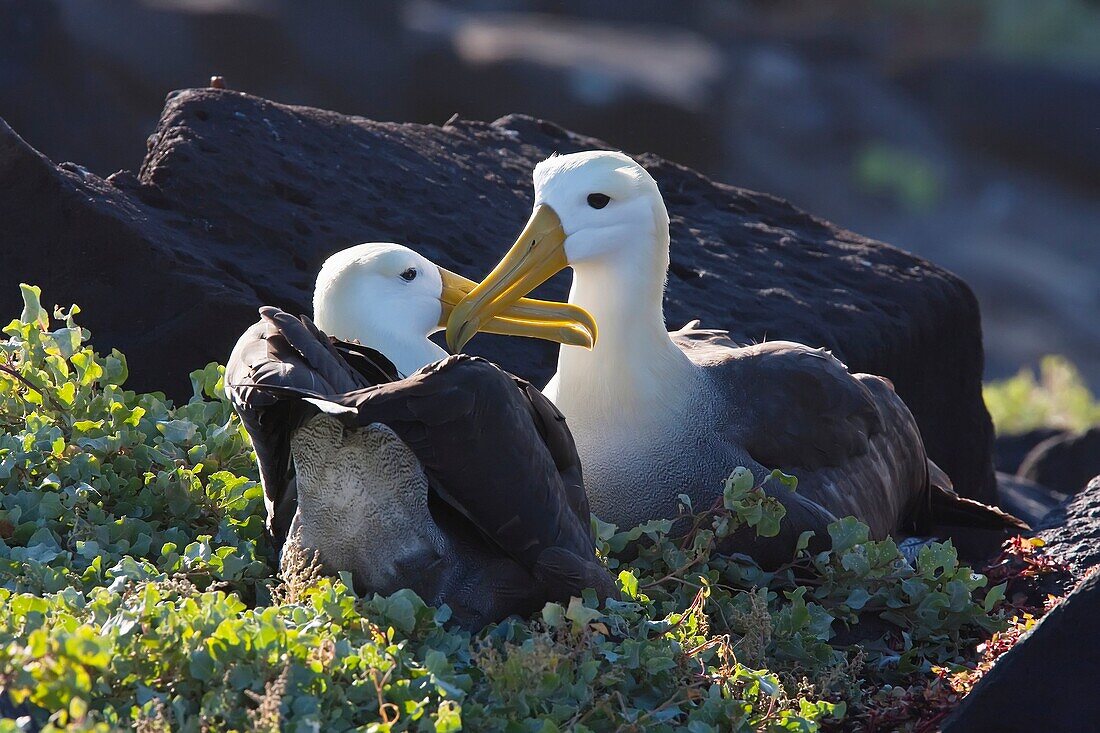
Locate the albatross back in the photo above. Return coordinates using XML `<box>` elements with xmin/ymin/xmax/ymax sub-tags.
<box><xmin>670</xmin><ymin>322</ymin><xmax>1024</xmax><ymax>563</ymax></box>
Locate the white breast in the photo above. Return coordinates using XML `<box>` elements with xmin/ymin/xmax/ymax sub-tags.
<box><xmin>550</xmin><ymin>364</ymin><xmax>754</xmax><ymax>528</ymax></box>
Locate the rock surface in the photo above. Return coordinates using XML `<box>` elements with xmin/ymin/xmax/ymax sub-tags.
<box><xmin>995</xmin><ymin>472</ymin><xmax>1066</xmax><ymax>529</ymax></box>
<box><xmin>899</xmin><ymin>58</ymin><xmax>1100</xmax><ymax>190</ymax></box>
<box><xmin>942</xmin><ymin>570</ymin><xmax>1100</xmax><ymax>732</ymax></box>
<box><xmin>1037</xmin><ymin>476</ymin><xmax>1100</xmax><ymax>578</ymax></box>
<box><xmin>1019</xmin><ymin>428</ymin><xmax>1100</xmax><ymax>496</ymax></box>
<box><xmin>0</xmin><ymin>88</ymin><xmax>995</xmax><ymax>500</ymax></box>
<box><xmin>992</xmin><ymin>427</ymin><xmax>1062</xmax><ymax>475</ymax></box>
<box><xmin>403</xmin><ymin>2</ymin><xmax>725</xmax><ymax>175</ymax></box>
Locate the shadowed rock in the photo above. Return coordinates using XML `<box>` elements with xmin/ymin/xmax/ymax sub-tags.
<box><xmin>1037</xmin><ymin>476</ymin><xmax>1100</xmax><ymax>580</ymax></box>
<box><xmin>995</xmin><ymin>472</ymin><xmax>1066</xmax><ymax>529</ymax></box>
<box><xmin>993</xmin><ymin>427</ymin><xmax>1061</xmax><ymax>475</ymax></box>
<box><xmin>0</xmin><ymin>88</ymin><xmax>995</xmax><ymax>500</ymax></box>
<box><xmin>941</xmin><ymin>570</ymin><xmax>1100</xmax><ymax>733</ymax></box>
<box><xmin>1019</xmin><ymin>428</ymin><xmax>1100</xmax><ymax>496</ymax></box>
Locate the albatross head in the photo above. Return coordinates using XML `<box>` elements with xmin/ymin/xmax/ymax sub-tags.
<box><xmin>446</xmin><ymin>151</ymin><xmax>670</xmax><ymax>352</ymax></box>
<box><xmin>534</xmin><ymin>151</ymin><xmax>668</xmax><ymax>264</ymax></box>
<box><xmin>314</xmin><ymin>243</ymin><xmax>596</xmax><ymax>375</ymax></box>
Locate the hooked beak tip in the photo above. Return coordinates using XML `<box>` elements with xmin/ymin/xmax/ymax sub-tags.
<box><xmin>445</xmin><ymin>312</ymin><xmax>474</xmax><ymax>354</ymax></box>
<box><xmin>454</xmin><ymin>327</ymin><xmax>475</xmax><ymax>354</ymax></box>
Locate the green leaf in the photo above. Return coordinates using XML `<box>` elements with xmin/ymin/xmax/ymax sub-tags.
<box><xmin>541</xmin><ymin>602</ymin><xmax>565</xmax><ymax>628</ymax></box>
<box><xmin>844</xmin><ymin>588</ymin><xmax>871</xmax><ymax>611</ymax></box>
<box><xmin>723</xmin><ymin>466</ymin><xmax>755</xmax><ymax>508</ymax></box>
<box><xmin>19</xmin><ymin>284</ymin><xmax>49</xmax><ymax>330</ymax></box>
<box><xmin>157</xmin><ymin>419</ymin><xmax>198</xmax><ymax>444</ymax></box>
<box><xmin>983</xmin><ymin>583</ymin><xmax>1007</xmax><ymax>613</ymax></box>
<box><xmin>618</xmin><ymin>570</ymin><xmax>639</xmax><ymax>599</ymax></box>
<box><xmin>827</xmin><ymin>517</ymin><xmax>870</xmax><ymax>553</ymax></box>
<box><xmin>565</xmin><ymin>597</ymin><xmax>601</xmax><ymax>628</ymax></box>
<box><xmin>766</xmin><ymin>468</ymin><xmax>798</xmax><ymax>492</ymax></box>
<box><xmin>70</xmin><ymin>351</ymin><xmax>104</xmax><ymax>386</ymax></box>
<box><xmin>434</xmin><ymin>700</ymin><xmax>462</xmax><ymax>732</ymax></box>
<box><xmin>189</xmin><ymin>650</ymin><xmax>217</xmax><ymax>682</ymax></box>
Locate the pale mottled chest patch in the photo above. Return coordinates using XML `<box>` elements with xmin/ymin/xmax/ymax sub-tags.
<box><xmin>290</xmin><ymin>415</ymin><xmax>443</xmax><ymax>594</ymax></box>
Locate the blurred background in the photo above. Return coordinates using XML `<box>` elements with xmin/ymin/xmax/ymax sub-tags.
<box><xmin>2</xmin><ymin>0</ymin><xmax>1098</xmax><ymax>388</ymax></box>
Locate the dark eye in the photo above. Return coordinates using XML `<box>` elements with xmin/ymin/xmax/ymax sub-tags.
<box><xmin>400</xmin><ymin>267</ymin><xmax>417</xmax><ymax>282</ymax></box>
<box><xmin>587</xmin><ymin>193</ymin><xmax>611</xmax><ymax>209</ymax></box>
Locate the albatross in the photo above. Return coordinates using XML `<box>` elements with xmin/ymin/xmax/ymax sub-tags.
<box><xmin>226</xmin><ymin>242</ymin><xmax>613</xmax><ymax>629</ymax></box>
<box><xmin>447</xmin><ymin>152</ymin><xmax>1024</xmax><ymax>563</ymax></box>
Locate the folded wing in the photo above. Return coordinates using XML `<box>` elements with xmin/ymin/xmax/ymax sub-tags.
<box><xmin>225</xmin><ymin>307</ymin><xmax>399</xmax><ymax>551</ymax></box>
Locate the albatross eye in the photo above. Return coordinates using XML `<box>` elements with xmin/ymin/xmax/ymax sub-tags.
<box><xmin>587</xmin><ymin>193</ymin><xmax>611</xmax><ymax>209</ymax></box>
<box><xmin>399</xmin><ymin>267</ymin><xmax>418</xmax><ymax>282</ymax></box>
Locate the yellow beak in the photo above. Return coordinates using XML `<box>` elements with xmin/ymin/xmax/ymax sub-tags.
<box><xmin>446</xmin><ymin>204</ymin><xmax>585</xmax><ymax>353</ymax></box>
<box><xmin>437</xmin><ymin>257</ymin><xmax>594</xmax><ymax>351</ymax></box>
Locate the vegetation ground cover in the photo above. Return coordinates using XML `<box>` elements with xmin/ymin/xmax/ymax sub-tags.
<box><xmin>0</xmin><ymin>287</ymin><xmax>1049</xmax><ymax>732</ymax></box>
<box><xmin>984</xmin><ymin>356</ymin><xmax>1100</xmax><ymax>435</ymax></box>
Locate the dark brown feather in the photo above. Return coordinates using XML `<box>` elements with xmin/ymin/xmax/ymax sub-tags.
<box><xmin>671</xmin><ymin>323</ymin><xmax>1019</xmax><ymax>549</ymax></box>
<box><xmin>309</xmin><ymin>355</ymin><xmax>600</xmax><ymax>578</ymax></box>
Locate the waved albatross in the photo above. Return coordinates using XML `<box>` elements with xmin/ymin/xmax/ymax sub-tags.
<box><xmin>448</xmin><ymin>152</ymin><xmax>1024</xmax><ymax>564</ymax></box>
<box><xmin>226</xmin><ymin>243</ymin><xmax>613</xmax><ymax>628</ymax></box>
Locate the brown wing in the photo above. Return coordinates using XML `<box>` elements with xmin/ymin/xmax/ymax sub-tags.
<box><xmin>672</xmin><ymin>323</ymin><xmax>1024</xmax><ymax>548</ymax></box>
<box><xmin>306</xmin><ymin>355</ymin><xmax>616</xmax><ymax>601</ymax></box>
<box><xmin>675</xmin><ymin>327</ymin><xmax>932</xmax><ymax>539</ymax></box>
<box><xmin>224</xmin><ymin>307</ymin><xmax>398</xmax><ymax>551</ymax></box>
<box><xmin>730</xmin><ymin>342</ymin><xmax>884</xmax><ymax>471</ymax></box>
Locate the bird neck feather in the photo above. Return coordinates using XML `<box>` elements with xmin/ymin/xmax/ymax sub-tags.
<box><xmin>315</xmin><ymin>303</ymin><xmax>445</xmax><ymax>378</ymax></box>
<box><xmin>552</xmin><ymin>220</ymin><xmax>696</xmax><ymax>419</ymax></box>
<box><xmin>382</xmin><ymin>335</ymin><xmax>448</xmax><ymax>378</ymax></box>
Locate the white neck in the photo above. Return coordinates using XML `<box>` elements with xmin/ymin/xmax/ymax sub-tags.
<box><xmin>314</xmin><ymin>302</ymin><xmax>445</xmax><ymax>378</ymax></box>
<box><xmin>377</xmin><ymin>334</ymin><xmax>448</xmax><ymax>378</ymax></box>
<box><xmin>550</xmin><ymin>218</ymin><xmax>695</xmax><ymax>419</ymax></box>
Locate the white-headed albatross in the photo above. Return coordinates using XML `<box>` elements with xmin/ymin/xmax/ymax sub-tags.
<box><xmin>447</xmin><ymin>152</ymin><xmax>1025</xmax><ymax>564</ymax></box>
<box><xmin>226</xmin><ymin>242</ymin><xmax>613</xmax><ymax>629</ymax></box>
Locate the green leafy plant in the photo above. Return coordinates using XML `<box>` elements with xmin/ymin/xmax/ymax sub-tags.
<box><xmin>0</xmin><ymin>287</ymin><xmax>1014</xmax><ymax>731</ymax></box>
<box><xmin>983</xmin><ymin>355</ymin><xmax>1100</xmax><ymax>435</ymax></box>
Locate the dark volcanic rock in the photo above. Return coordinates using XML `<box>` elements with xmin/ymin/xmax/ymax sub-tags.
<box><xmin>1019</xmin><ymin>428</ymin><xmax>1100</xmax><ymax>496</ymax></box>
<box><xmin>941</xmin><ymin>571</ymin><xmax>1100</xmax><ymax>733</ymax></box>
<box><xmin>995</xmin><ymin>472</ymin><xmax>1066</xmax><ymax>529</ymax></box>
<box><xmin>1037</xmin><ymin>476</ymin><xmax>1100</xmax><ymax>578</ymax></box>
<box><xmin>993</xmin><ymin>427</ymin><xmax>1062</xmax><ymax>475</ymax></box>
<box><xmin>0</xmin><ymin>0</ymin><xmax>158</xmax><ymax>175</ymax></box>
<box><xmin>898</xmin><ymin>58</ymin><xmax>1100</xmax><ymax>190</ymax></box>
<box><xmin>0</xmin><ymin>88</ymin><xmax>995</xmax><ymax>500</ymax></box>
<box><xmin>0</xmin><ymin>0</ymin><xmax>409</xmax><ymax>177</ymax></box>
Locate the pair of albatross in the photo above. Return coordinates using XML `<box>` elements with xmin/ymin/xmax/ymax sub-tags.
<box><xmin>227</xmin><ymin>150</ymin><xmax>1022</xmax><ymax>629</ymax></box>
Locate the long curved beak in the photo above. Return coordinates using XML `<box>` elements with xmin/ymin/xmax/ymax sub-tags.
<box><xmin>446</xmin><ymin>204</ymin><xmax>583</xmax><ymax>353</ymax></box>
<box><xmin>437</xmin><ymin>258</ymin><xmax>594</xmax><ymax>351</ymax></box>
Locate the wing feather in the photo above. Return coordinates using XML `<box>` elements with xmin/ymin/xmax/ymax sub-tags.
<box><xmin>224</xmin><ymin>307</ymin><xmax>397</xmax><ymax>550</ymax></box>
<box><xmin>321</xmin><ymin>356</ymin><xmax>595</xmax><ymax>563</ymax></box>
<box><xmin>229</xmin><ymin>317</ymin><xmax>615</xmax><ymax>603</ymax></box>
<box><xmin>312</xmin><ymin>355</ymin><xmax>615</xmax><ymax>599</ymax></box>
<box><xmin>687</xmin><ymin>338</ymin><xmax>931</xmax><ymax>539</ymax></box>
